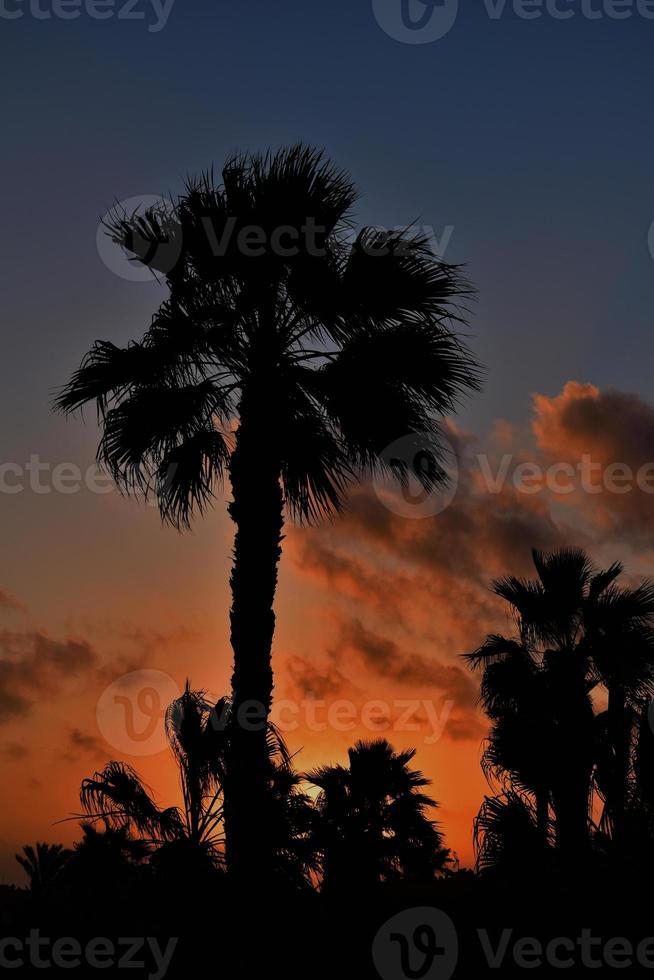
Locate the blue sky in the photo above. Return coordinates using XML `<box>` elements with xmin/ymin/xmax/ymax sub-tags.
<box><xmin>3</xmin><ymin>0</ymin><xmax>654</xmax><ymax>452</ymax></box>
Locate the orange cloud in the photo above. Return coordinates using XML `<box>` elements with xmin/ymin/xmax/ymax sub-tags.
<box><xmin>532</xmin><ymin>381</ymin><xmax>654</xmax><ymax>544</ymax></box>
<box><xmin>0</xmin><ymin>588</ymin><xmax>26</xmax><ymax>615</ymax></box>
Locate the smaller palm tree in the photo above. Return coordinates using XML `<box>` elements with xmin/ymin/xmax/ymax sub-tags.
<box><xmin>466</xmin><ymin>547</ymin><xmax>654</xmax><ymax>860</ymax></box>
<box><xmin>15</xmin><ymin>842</ymin><xmax>71</xmax><ymax>893</ymax></box>
<box><xmin>80</xmin><ymin>686</ymin><xmax>226</xmax><ymax>861</ymax></box>
<box><xmin>70</xmin><ymin>822</ymin><xmax>150</xmax><ymax>868</ymax></box>
<box><xmin>307</xmin><ymin>739</ymin><xmax>450</xmax><ymax>892</ymax></box>
<box><xmin>78</xmin><ymin>684</ymin><xmax>316</xmax><ymax>884</ymax></box>
<box><xmin>473</xmin><ymin>792</ymin><xmax>546</xmax><ymax>878</ymax></box>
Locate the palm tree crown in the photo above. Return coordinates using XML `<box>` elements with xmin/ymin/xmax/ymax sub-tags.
<box><xmin>15</xmin><ymin>842</ymin><xmax>71</xmax><ymax>893</ymax></box>
<box><xmin>307</xmin><ymin>738</ymin><xmax>450</xmax><ymax>891</ymax></box>
<box><xmin>55</xmin><ymin>144</ymin><xmax>479</xmax><ymax>526</ymax></box>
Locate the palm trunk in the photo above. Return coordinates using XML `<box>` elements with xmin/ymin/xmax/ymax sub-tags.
<box><xmin>535</xmin><ymin>786</ymin><xmax>549</xmax><ymax>846</ymax></box>
<box><xmin>551</xmin><ymin>663</ymin><xmax>593</xmax><ymax>862</ymax></box>
<box><xmin>224</xmin><ymin>388</ymin><xmax>284</xmax><ymax>885</ymax></box>
<box><xmin>553</xmin><ymin>780</ymin><xmax>590</xmax><ymax>858</ymax></box>
<box><xmin>607</xmin><ymin>683</ymin><xmax>630</xmax><ymax>847</ymax></box>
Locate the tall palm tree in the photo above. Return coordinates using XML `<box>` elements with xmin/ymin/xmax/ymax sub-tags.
<box><xmin>56</xmin><ymin>145</ymin><xmax>479</xmax><ymax>878</ymax></box>
<box><xmin>307</xmin><ymin>739</ymin><xmax>450</xmax><ymax>892</ymax></box>
<box><xmin>15</xmin><ymin>842</ymin><xmax>71</xmax><ymax>893</ymax></box>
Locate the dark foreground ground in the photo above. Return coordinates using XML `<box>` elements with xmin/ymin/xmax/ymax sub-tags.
<box><xmin>3</xmin><ymin>865</ymin><xmax>654</xmax><ymax>978</ymax></box>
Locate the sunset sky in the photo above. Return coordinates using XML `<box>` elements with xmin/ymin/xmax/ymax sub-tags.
<box><xmin>2</xmin><ymin>2</ymin><xmax>654</xmax><ymax>882</ymax></box>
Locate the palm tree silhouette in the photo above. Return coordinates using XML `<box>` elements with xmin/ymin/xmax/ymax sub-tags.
<box><xmin>70</xmin><ymin>821</ymin><xmax>150</xmax><ymax>869</ymax></box>
<box><xmin>583</xmin><ymin>572</ymin><xmax>654</xmax><ymax>846</ymax></box>
<box><xmin>627</xmin><ymin>700</ymin><xmax>654</xmax><ymax>854</ymax></box>
<box><xmin>56</xmin><ymin>145</ymin><xmax>479</xmax><ymax>879</ymax></box>
<box><xmin>468</xmin><ymin>636</ymin><xmax>554</xmax><ymax>847</ymax></box>
<box><xmin>77</xmin><ymin>684</ymin><xmax>316</xmax><ymax>884</ymax></box>
<box><xmin>79</xmin><ymin>687</ymin><xmax>226</xmax><ymax>857</ymax></box>
<box><xmin>466</xmin><ymin>548</ymin><xmax>654</xmax><ymax>861</ymax></box>
<box><xmin>473</xmin><ymin>792</ymin><xmax>546</xmax><ymax>877</ymax></box>
<box><xmin>307</xmin><ymin>739</ymin><xmax>450</xmax><ymax>892</ymax></box>
<box><xmin>15</xmin><ymin>842</ymin><xmax>71</xmax><ymax>894</ymax></box>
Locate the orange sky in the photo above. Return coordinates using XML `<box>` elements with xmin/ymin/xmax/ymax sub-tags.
<box><xmin>3</xmin><ymin>378</ymin><xmax>654</xmax><ymax>884</ymax></box>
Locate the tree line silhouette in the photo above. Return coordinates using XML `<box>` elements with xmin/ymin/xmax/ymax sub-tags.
<box><xmin>9</xmin><ymin>545</ymin><xmax>654</xmax><ymax>977</ymax></box>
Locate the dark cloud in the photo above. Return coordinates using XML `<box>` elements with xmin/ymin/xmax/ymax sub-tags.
<box><xmin>285</xmin><ymin>653</ymin><xmax>351</xmax><ymax>700</ymax></box>
<box><xmin>532</xmin><ymin>381</ymin><xmax>654</xmax><ymax>545</ymax></box>
<box><xmin>340</xmin><ymin>619</ymin><xmax>478</xmax><ymax>709</ymax></box>
<box><xmin>64</xmin><ymin>727</ymin><xmax>106</xmax><ymax>761</ymax></box>
<box><xmin>282</xmin><ymin>617</ymin><xmax>484</xmax><ymax>743</ymax></box>
<box><xmin>284</xmin><ymin>395</ymin><xmax>646</xmax><ymax>746</ymax></box>
<box><xmin>1</xmin><ymin>741</ymin><xmax>30</xmax><ymax>760</ymax></box>
<box><xmin>0</xmin><ymin>631</ymin><xmax>98</xmax><ymax>724</ymax></box>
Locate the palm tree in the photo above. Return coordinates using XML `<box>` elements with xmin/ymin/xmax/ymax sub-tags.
<box><xmin>466</xmin><ymin>635</ymin><xmax>554</xmax><ymax>847</ymax></box>
<box><xmin>61</xmin><ymin>822</ymin><xmax>151</xmax><ymax>926</ymax></box>
<box><xmin>583</xmin><ymin>575</ymin><xmax>654</xmax><ymax>846</ymax></box>
<box><xmin>78</xmin><ymin>684</ymin><xmax>316</xmax><ymax>885</ymax></box>
<box><xmin>628</xmin><ymin>699</ymin><xmax>654</xmax><ymax>855</ymax></box>
<box><xmin>466</xmin><ymin>548</ymin><xmax>654</xmax><ymax>860</ymax></box>
<box><xmin>473</xmin><ymin>792</ymin><xmax>546</xmax><ymax>877</ymax></box>
<box><xmin>79</xmin><ymin>686</ymin><xmax>226</xmax><ymax>860</ymax></box>
<box><xmin>70</xmin><ymin>822</ymin><xmax>150</xmax><ymax>870</ymax></box>
<box><xmin>15</xmin><ymin>842</ymin><xmax>71</xmax><ymax>893</ymax></box>
<box><xmin>307</xmin><ymin>739</ymin><xmax>450</xmax><ymax>892</ymax></box>
<box><xmin>55</xmin><ymin>145</ymin><xmax>479</xmax><ymax>879</ymax></box>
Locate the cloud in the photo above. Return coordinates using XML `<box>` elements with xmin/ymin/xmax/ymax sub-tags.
<box><xmin>340</xmin><ymin>619</ymin><xmax>476</xmax><ymax>705</ymax></box>
<box><xmin>532</xmin><ymin>382</ymin><xmax>654</xmax><ymax>463</ymax></box>
<box><xmin>64</xmin><ymin>727</ymin><xmax>106</xmax><ymax>762</ymax></box>
<box><xmin>282</xmin><ymin>615</ymin><xmax>484</xmax><ymax>743</ymax></box>
<box><xmin>531</xmin><ymin>381</ymin><xmax>654</xmax><ymax>544</ymax></box>
<box><xmin>283</xmin><ymin>383</ymin><xmax>654</xmax><ymax>745</ymax></box>
<box><xmin>0</xmin><ymin>589</ymin><xmax>25</xmax><ymax>615</ymax></box>
<box><xmin>0</xmin><ymin>631</ymin><xmax>98</xmax><ymax>724</ymax></box>
<box><xmin>285</xmin><ymin>653</ymin><xmax>351</xmax><ymax>700</ymax></box>
<box><xmin>1</xmin><ymin>741</ymin><xmax>30</xmax><ymax>760</ymax></box>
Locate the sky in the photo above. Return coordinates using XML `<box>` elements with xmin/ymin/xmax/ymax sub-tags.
<box><xmin>2</xmin><ymin>0</ymin><xmax>654</xmax><ymax>880</ymax></box>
